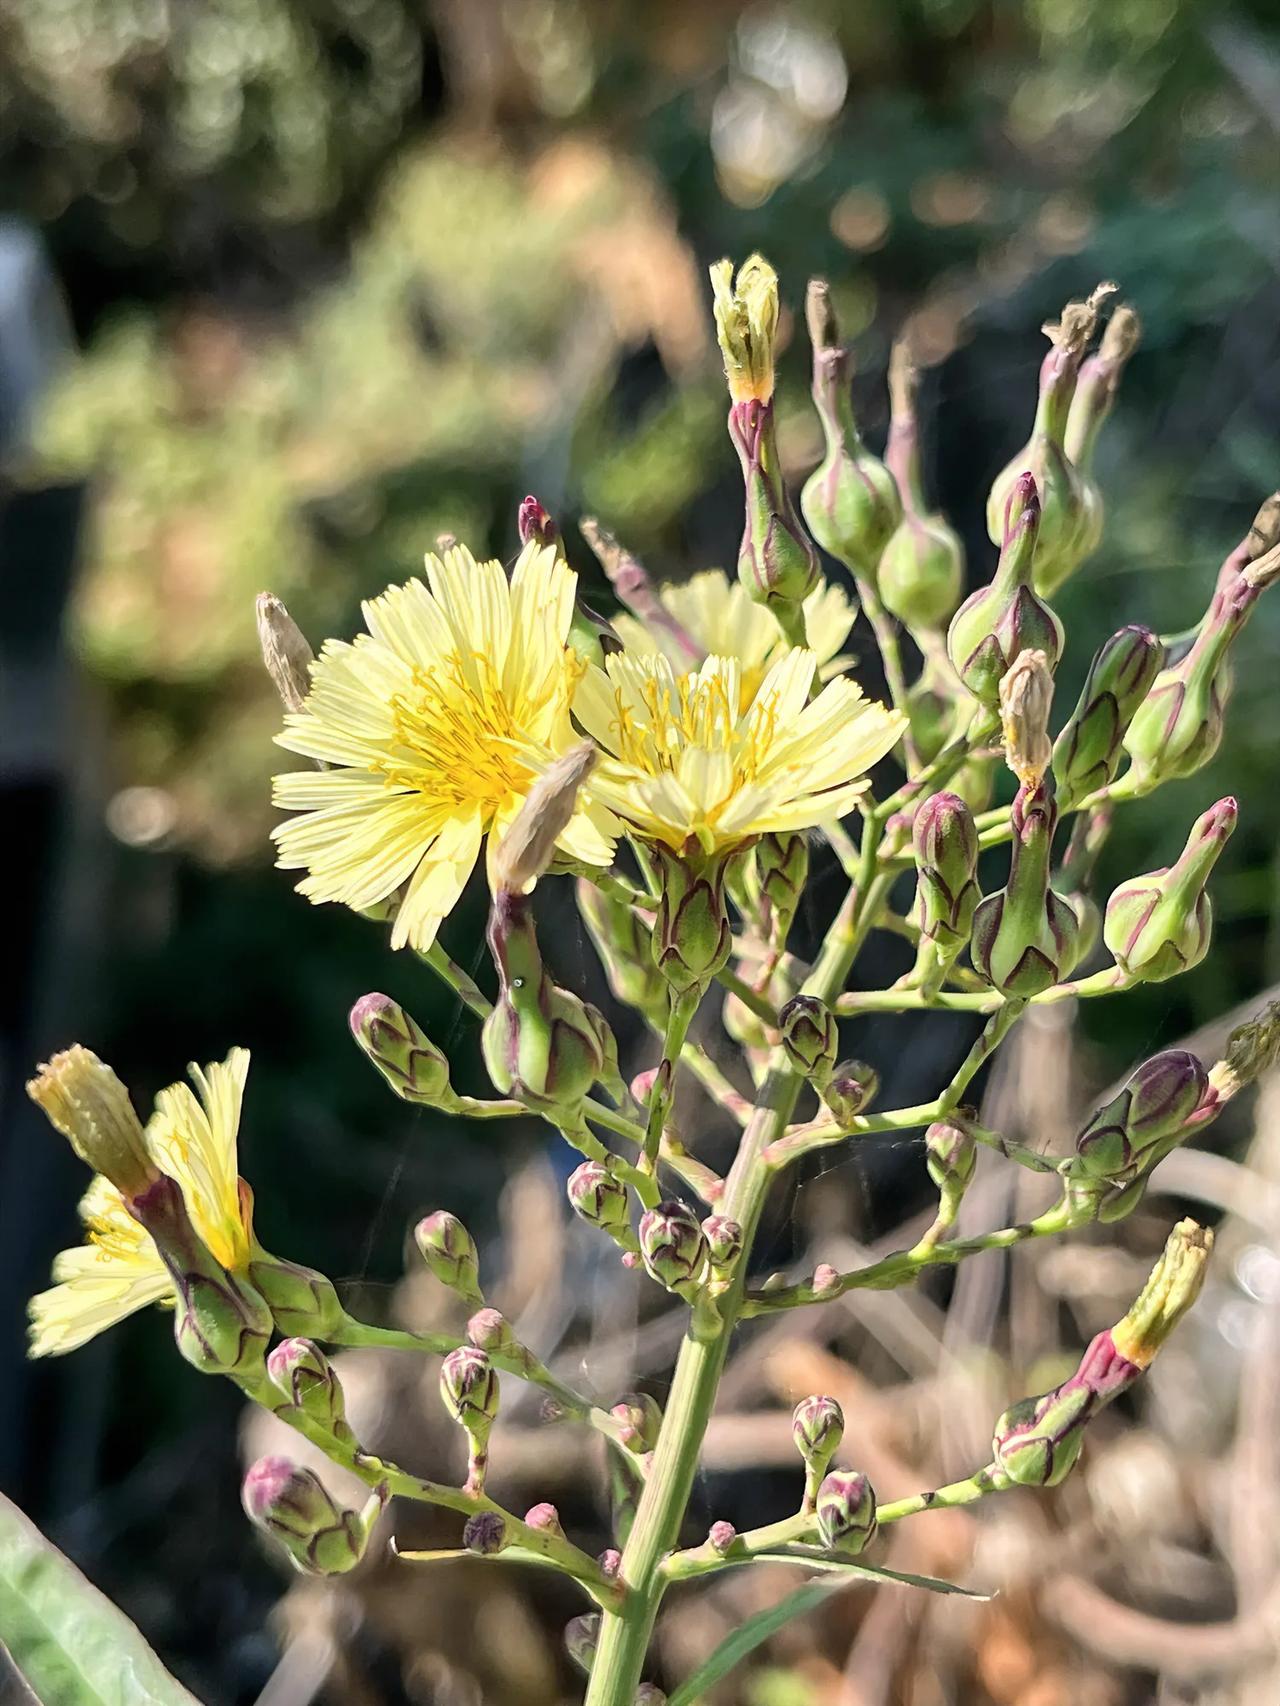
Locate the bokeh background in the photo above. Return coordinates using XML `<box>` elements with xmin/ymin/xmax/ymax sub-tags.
<box><xmin>3</xmin><ymin>2</ymin><xmax>1280</xmax><ymax>1702</ymax></box>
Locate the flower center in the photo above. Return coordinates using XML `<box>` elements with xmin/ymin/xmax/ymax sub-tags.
<box><xmin>382</xmin><ymin>652</ymin><xmax>534</xmax><ymax>819</ymax></box>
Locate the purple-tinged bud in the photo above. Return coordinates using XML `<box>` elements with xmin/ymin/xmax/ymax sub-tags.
<box><xmin>912</xmin><ymin>791</ymin><xmax>979</xmax><ymax>967</ymax></box>
<box><xmin>812</xmin><ymin>1263</ymin><xmax>841</xmax><ymax>1297</ymax></box>
<box><xmin>708</xmin><ymin>1520</ymin><xmax>738</xmax><ymax>1554</ymax></box>
<box><xmin>992</xmin><ymin>1384</ymin><xmax>1092</xmax><ymax>1488</ymax></box>
<box><xmin>792</xmin><ymin>1395</ymin><xmax>844</xmax><ymax>1509</ymax></box>
<box><xmin>701</xmin><ymin>1215</ymin><xmax>744</xmax><ymax>1277</ymax></box>
<box><xmin>598</xmin><ymin>1547</ymin><xmax>622</xmax><ymax>1577</ymax></box>
<box><xmin>971</xmin><ymin>781</ymin><xmax>1083</xmax><ymax>997</ymax></box>
<box><xmin>1074</xmin><ymin>1050</ymin><xmax>1210</xmax><ymax>1182</ymax></box>
<box><xmin>267</xmin><ymin>1339</ymin><xmax>350</xmax><ymax>1438</ymax></box>
<box><xmin>243</xmin><ymin>1456</ymin><xmax>382</xmax><ymax>1576</ymax></box>
<box><xmin>564</xmin><ymin>1613</ymin><xmax>600</xmax><ymax>1676</ymax></box>
<box><xmin>1103</xmin><ymin>798</ymin><xmax>1236</xmax><ymax>983</ymax></box>
<box><xmin>779</xmin><ymin>995</ymin><xmax>837</xmax><ymax>1087</ymax></box>
<box><xmin>800</xmin><ymin>279</ymin><xmax>901</xmax><ymax>584</ymax></box>
<box><xmin>925</xmin><ymin>1116</ymin><xmax>978</xmax><ymax>1198</ymax></box>
<box><xmin>650</xmin><ymin>845</ymin><xmax>733</xmax><ymax>995</ymax></box>
<box><xmin>823</xmin><ymin>1061</ymin><xmax>879</xmax><ymax>1128</ymax></box>
<box><xmin>948</xmin><ymin>475</ymin><xmax>1063</xmax><ymax>707</ymax></box>
<box><xmin>987</xmin><ymin>288</ymin><xmax>1114</xmax><ymax>595</ymax></box>
<box><xmin>463</xmin><ymin>1511</ymin><xmax>508</xmax><ymax>1555</ymax></box>
<box><xmin>517</xmin><ymin>494</ymin><xmax>558</xmax><ymax>551</ymax></box>
<box><xmin>815</xmin><ymin>1469</ymin><xmax>878</xmax><ymax>1554</ymax></box>
<box><xmin>524</xmin><ymin>1501</ymin><xmax>564</xmax><ymax>1537</ymax></box>
<box><xmin>414</xmin><ymin>1211</ymin><xmax>483</xmax><ymax>1306</ymax></box>
<box><xmin>466</xmin><ymin>1308</ymin><xmax>519</xmax><ymax>1357</ymax></box>
<box><xmin>577</xmin><ymin>880</ymin><xmax>667</xmax><ymax>1022</ymax></box>
<box><xmin>638</xmin><ymin>1200</ymin><xmax>708</xmax><ymax>1301</ymax></box>
<box><xmin>248</xmin><ymin>1250</ymin><xmax>345</xmax><ymax>1340</ymax></box>
<box><xmin>256</xmin><ymin>591</ymin><xmax>314</xmax><ymax>713</ymax></box>
<box><xmin>567</xmin><ymin>1160</ymin><xmax>632</xmax><ymax>1238</ymax></box>
<box><xmin>611</xmin><ymin>1391</ymin><xmax>662</xmax><ymax>1453</ymax></box>
<box><xmin>1053</xmin><ymin>626</ymin><xmax>1163</xmax><ymax>806</ymax></box>
<box><xmin>350</xmin><ymin>993</ymin><xmax>453</xmax><ymax>1108</ymax></box>
<box><xmin>440</xmin><ymin>1346</ymin><xmax>499</xmax><ymax>1442</ymax></box>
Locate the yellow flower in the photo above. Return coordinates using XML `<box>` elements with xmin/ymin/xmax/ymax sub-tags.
<box><xmin>612</xmin><ymin>569</ymin><xmax>855</xmax><ymax>704</ymax></box>
<box><xmin>29</xmin><ymin>1050</ymin><xmax>252</xmax><ymax>1357</ymax></box>
<box><xmin>272</xmin><ymin>541</ymin><xmax>617</xmax><ymax>950</ymax></box>
<box><xmin>574</xmin><ymin>648</ymin><xmax>905</xmax><ymax>855</ymax></box>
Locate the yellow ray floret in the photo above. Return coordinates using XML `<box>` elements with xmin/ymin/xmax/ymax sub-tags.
<box><xmin>29</xmin><ymin>1050</ymin><xmax>251</xmax><ymax>1357</ymax></box>
<box><xmin>612</xmin><ymin>569</ymin><xmax>856</xmax><ymax>705</ymax></box>
<box><xmin>272</xmin><ymin>541</ymin><xmax>618</xmax><ymax>950</ymax></box>
<box><xmin>574</xmin><ymin>648</ymin><xmax>906</xmax><ymax>855</ymax></box>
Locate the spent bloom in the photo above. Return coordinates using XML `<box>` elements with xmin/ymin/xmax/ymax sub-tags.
<box><xmin>272</xmin><ymin>541</ymin><xmax>617</xmax><ymax>950</ymax></box>
<box><xmin>575</xmin><ymin>649</ymin><xmax>905</xmax><ymax>855</ymax></box>
<box><xmin>28</xmin><ymin>1050</ymin><xmax>252</xmax><ymax>1356</ymax></box>
<box><xmin>610</xmin><ymin>568</ymin><xmax>855</xmax><ymax>704</ymax></box>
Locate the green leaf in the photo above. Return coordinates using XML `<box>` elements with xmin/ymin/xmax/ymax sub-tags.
<box><xmin>0</xmin><ymin>1491</ymin><xmax>203</xmax><ymax>1706</ymax></box>
<box><xmin>667</xmin><ymin>1559</ymin><xmax>986</xmax><ymax>1706</ymax></box>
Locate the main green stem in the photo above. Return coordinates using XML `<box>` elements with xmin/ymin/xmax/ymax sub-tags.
<box><xmin>584</xmin><ymin>823</ymin><xmax>884</xmax><ymax>1703</ymax></box>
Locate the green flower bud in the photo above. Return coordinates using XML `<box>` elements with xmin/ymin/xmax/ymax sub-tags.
<box><xmin>992</xmin><ymin>1383</ymin><xmax>1092</xmax><ymax>1488</ymax></box>
<box><xmin>266</xmin><ymin>1338</ymin><xmax>351</xmax><ymax>1440</ymax></box>
<box><xmin>815</xmin><ymin>1469</ymin><xmax>878</xmax><ymax>1554</ymax></box>
<box><xmin>243</xmin><ymin>1456</ymin><xmax>382</xmax><ymax>1576</ymax></box>
<box><xmin>878</xmin><ymin>341</ymin><xmax>963</xmax><ymax>631</ymax></box>
<box><xmin>793</xmin><ymin>1395</ymin><xmax>844</xmax><ymax>1509</ymax></box>
<box><xmin>650</xmin><ymin>845</ymin><xmax>732</xmax><ymax>996</ymax></box>
<box><xmin>987</xmin><ymin>289</ymin><xmax>1111</xmax><ymax>595</ymax></box>
<box><xmin>1073</xmin><ymin>1049</ymin><xmax>1210</xmax><ymax>1182</ymax></box>
<box><xmin>482</xmin><ymin>890</ymin><xmax>616</xmax><ymax>1114</ymax></box>
<box><xmin>1063</xmin><ymin>306</ymin><xmax>1141</xmax><ymax>566</ymax></box>
<box><xmin>823</xmin><ymin>1060</ymin><xmax>879</xmax><ymax>1127</ymax></box>
<box><xmin>611</xmin><ymin>1391</ymin><xmax>662</xmax><ymax>1453</ymax></box>
<box><xmin>414</xmin><ymin>1211</ymin><xmax>484</xmax><ymax>1306</ymax></box>
<box><xmin>1103</xmin><ymin>797</ymin><xmax>1236</xmax><ymax>983</ymax></box>
<box><xmin>925</xmin><ymin>1116</ymin><xmax>978</xmax><ymax>1197</ymax></box>
<box><xmin>440</xmin><ymin>1346</ymin><xmax>499</xmax><ymax>1446</ymax></box>
<box><xmin>1052</xmin><ymin>625</ymin><xmax>1163</xmax><ymax>806</ymax></box>
<box><xmin>971</xmin><ymin>781</ymin><xmax>1083</xmax><ymax>997</ymax></box>
<box><xmin>948</xmin><ymin>474</ymin><xmax>1063</xmax><ymax>708</ymax></box>
<box><xmin>349</xmin><ymin>993</ymin><xmax>453</xmax><ymax>1107</ymax></box>
<box><xmin>565</xmin><ymin>1613</ymin><xmax>601</xmax><ymax>1676</ymax></box>
<box><xmin>638</xmin><ymin>1200</ymin><xmax>708</xmax><ymax>1300</ymax></box>
<box><xmin>800</xmin><ymin>280</ymin><xmax>901</xmax><ymax>584</ymax></box>
<box><xmin>1210</xmin><ymin>998</ymin><xmax>1280</xmax><ymax>1101</ymax></box>
<box><xmin>577</xmin><ymin>879</ymin><xmax>667</xmax><ymax>1022</ymax></box>
<box><xmin>247</xmin><ymin>1249</ymin><xmax>346</xmax><ymax>1340</ymax></box>
<box><xmin>779</xmin><ymin>995</ymin><xmax>837</xmax><ymax>1087</ymax></box>
<box><xmin>701</xmin><ymin>1215</ymin><xmax>744</xmax><ymax>1276</ymax></box>
<box><xmin>754</xmin><ymin>831</ymin><xmax>810</xmax><ymax>953</ymax></box>
<box><xmin>466</xmin><ymin>1307</ymin><xmax>520</xmax><ymax>1358</ymax></box>
<box><xmin>567</xmin><ymin>1160</ymin><xmax>632</xmax><ymax>1237</ymax></box>
<box><xmin>912</xmin><ymin>791</ymin><xmax>979</xmax><ymax>957</ymax></box>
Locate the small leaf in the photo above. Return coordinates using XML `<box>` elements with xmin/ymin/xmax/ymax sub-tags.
<box><xmin>0</xmin><ymin>1491</ymin><xmax>203</xmax><ymax>1706</ymax></box>
<box><xmin>667</xmin><ymin>1560</ymin><xmax>986</xmax><ymax>1705</ymax></box>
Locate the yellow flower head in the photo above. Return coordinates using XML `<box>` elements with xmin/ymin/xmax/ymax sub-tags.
<box><xmin>574</xmin><ymin>648</ymin><xmax>906</xmax><ymax>855</ymax></box>
<box><xmin>272</xmin><ymin>541</ymin><xmax>617</xmax><ymax>950</ymax></box>
<box><xmin>612</xmin><ymin>569</ymin><xmax>855</xmax><ymax>705</ymax></box>
<box><xmin>29</xmin><ymin>1050</ymin><xmax>252</xmax><ymax>1357</ymax></box>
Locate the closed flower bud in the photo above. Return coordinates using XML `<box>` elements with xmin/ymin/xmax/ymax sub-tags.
<box><xmin>564</xmin><ymin>1613</ymin><xmax>601</xmax><ymax>1676</ymax></box>
<box><xmin>267</xmin><ymin>1338</ymin><xmax>350</xmax><ymax>1439</ymax></box>
<box><xmin>1064</xmin><ymin>306</ymin><xmax>1142</xmax><ymax>566</ymax></box>
<box><xmin>793</xmin><ymin>1395</ymin><xmax>844</xmax><ymax>1507</ymax></box>
<box><xmin>987</xmin><ymin>288</ymin><xmax>1113</xmax><ymax>595</ymax></box>
<box><xmin>708</xmin><ymin>1519</ymin><xmax>737</xmax><ymax>1554</ymax></box>
<box><xmin>992</xmin><ymin>1383</ymin><xmax>1092</xmax><ymax>1488</ymax></box>
<box><xmin>439</xmin><ymin>1346</ymin><xmax>499</xmax><ymax>1442</ymax></box>
<box><xmin>879</xmin><ymin>342</ymin><xmax>964</xmax><ymax>629</ymax></box>
<box><xmin>912</xmin><ymin>792</ymin><xmax>979</xmax><ymax>962</ymax></box>
<box><xmin>248</xmin><ymin>1250</ymin><xmax>345</xmax><ymax>1339</ymax></box>
<box><xmin>1103</xmin><ymin>797</ymin><xmax>1236</xmax><ymax>983</ymax></box>
<box><xmin>482</xmin><ymin>890</ymin><xmax>615</xmax><ymax>1114</ymax></box>
<box><xmin>256</xmin><ymin>592</ymin><xmax>314</xmax><ymax>713</ymax></box>
<box><xmin>1053</xmin><ymin>625</ymin><xmax>1164</xmax><ymax>805</ymax></box>
<box><xmin>492</xmin><ymin>744</ymin><xmax>597</xmax><ymax>894</ymax></box>
<box><xmin>463</xmin><ymin>1511</ymin><xmax>508</xmax><ymax>1555</ymax></box>
<box><xmin>753</xmin><ymin>831</ymin><xmax>809</xmax><ymax>953</ymax></box>
<box><xmin>701</xmin><ymin>1215</ymin><xmax>743</xmax><ymax>1276</ymax></box>
<box><xmin>800</xmin><ymin>279</ymin><xmax>901</xmax><ymax>584</ymax></box>
<box><xmin>414</xmin><ymin>1211</ymin><xmax>483</xmax><ymax>1306</ymax></box>
<box><xmin>815</xmin><ymin>1469</ymin><xmax>878</xmax><ymax>1554</ymax></box>
<box><xmin>577</xmin><ymin>879</ymin><xmax>667</xmax><ymax>1022</ymax></box>
<box><xmin>635</xmin><ymin>1688</ymin><xmax>668</xmax><ymax>1705</ymax></box>
<box><xmin>1210</xmin><ymin>998</ymin><xmax>1280</xmax><ymax>1101</ymax></box>
<box><xmin>611</xmin><ymin>1391</ymin><xmax>662</xmax><ymax>1453</ymax></box>
<box><xmin>524</xmin><ymin>1501</ymin><xmax>564</xmax><ymax>1536</ymax></box>
<box><xmin>779</xmin><ymin>995</ymin><xmax>837</xmax><ymax>1087</ymax></box>
<box><xmin>567</xmin><ymin>1160</ymin><xmax>632</xmax><ymax>1236</ymax></box>
<box><xmin>638</xmin><ymin>1200</ymin><xmax>708</xmax><ymax>1301</ymax></box>
<box><xmin>824</xmin><ymin>1060</ymin><xmax>880</xmax><ymax>1127</ymax></box>
<box><xmin>925</xmin><ymin>1116</ymin><xmax>978</xmax><ymax>1196</ymax></box>
<box><xmin>971</xmin><ymin>781</ymin><xmax>1082</xmax><ymax>997</ymax></box>
<box><xmin>350</xmin><ymin>993</ymin><xmax>454</xmax><ymax>1108</ymax></box>
<box><xmin>243</xmin><ymin>1456</ymin><xmax>382</xmax><ymax>1576</ymax></box>
<box><xmin>466</xmin><ymin>1307</ymin><xmax>519</xmax><ymax>1357</ymax></box>
<box><xmin>650</xmin><ymin>845</ymin><xmax>732</xmax><ymax>996</ymax></box>
<box><xmin>1074</xmin><ymin>1049</ymin><xmax>1210</xmax><ymax>1181</ymax></box>
<box><xmin>948</xmin><ymin>474</ymin><xmax>1063</xmax><ymax>708</ymax></box>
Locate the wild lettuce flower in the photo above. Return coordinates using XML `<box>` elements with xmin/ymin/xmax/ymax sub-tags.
<box><xmin>272</xmin><ymin>542</ymin><xmax>617</xmax><ymax>950</ymax></box>
<box><xmin>29</xmin><ymin>1050</ymin><xmax>252</xmax><ymax>1355</ymax></box>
